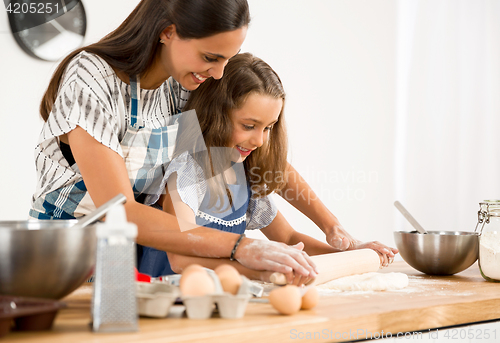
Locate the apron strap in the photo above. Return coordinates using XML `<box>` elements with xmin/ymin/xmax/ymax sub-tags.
<box><xmin>168</xmin><ymin>78</ymin><xmax>181</xmax><ymax>115</ymax></box>
<box><xmin>130</xmin><ymin>75</ymin><xmax>142</xmax><ymax>127</ymax></box>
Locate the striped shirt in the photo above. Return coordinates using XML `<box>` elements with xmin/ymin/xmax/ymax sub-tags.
<box><xmin>30</xmin><ymin>51</ymin><xmax>190</xmax><ymax>218</ymax></box>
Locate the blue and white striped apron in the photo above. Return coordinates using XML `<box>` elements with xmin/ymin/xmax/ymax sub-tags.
<box><xmin>29</xmin><ymin>76</ymin><xmax>181</xmax><ymax>219</ymax></box>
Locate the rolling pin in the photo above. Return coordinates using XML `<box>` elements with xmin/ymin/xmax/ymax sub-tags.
<box><xmin>270</xmin><ymin>249</ymin><xmax>381</xmax><ymax>286</ymax></box>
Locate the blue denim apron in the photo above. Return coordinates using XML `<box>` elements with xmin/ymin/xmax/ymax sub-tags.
<box><xmin>138</xmin><ymin>181</ymin><xmax>250</xmax><ymax>277</ymax></box>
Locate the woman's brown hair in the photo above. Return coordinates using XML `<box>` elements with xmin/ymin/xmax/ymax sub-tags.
<box><xmin>181</xmin><ymin>52</ymin><xmax>288</xmax><ymax>207</ymax></box>
<box><xmin>39</xmin><ymin>0</ymin><xmax>250</xmax><ymax>121</ymax></box>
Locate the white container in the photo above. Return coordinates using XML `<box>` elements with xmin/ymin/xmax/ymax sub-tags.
<box><xmin>476</xmin><ymin>200</ymin><xmax>500</xmax><ymax>282</ymax></box>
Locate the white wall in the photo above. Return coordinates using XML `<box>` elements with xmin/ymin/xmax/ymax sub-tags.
<box><xmin>242</xmin><ymin>0</ymin><xmax>397</xmax><ymax>247</ymax></box>
<box><xmin>0</xmin><ymin>0</ymin><xmax>140</xmax><ymax>220</ymax></box>
<box><xmin>1</xmin><ymin>0</ymin><xmax>498</xmax><ymax>257</ymax></box>
<box><xmin>395</xmin><ymin>0</ymin><xmax>500</xmax><ymax>237</ymax></box>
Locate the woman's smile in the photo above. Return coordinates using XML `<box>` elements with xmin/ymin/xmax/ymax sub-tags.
<box><xmin>191</xmin><ymin>72</ymin><xmax>209</xmax><ymax>84</ymax></box>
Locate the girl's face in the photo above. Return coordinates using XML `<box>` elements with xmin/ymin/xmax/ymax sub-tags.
<box><xmin>160</xmin><ymin>26</ymin><xmax>247</xmax><ymax>91</ymax></box>
<box><xmin>229</xmin><ymin>93</ymin><xmax>283</xmax><ymax>162</ymax></box>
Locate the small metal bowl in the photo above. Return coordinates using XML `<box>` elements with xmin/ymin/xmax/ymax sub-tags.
<box><xmin>0</xmin><ymin>220</ymin><xmax>96</xmax><ymax>299</ymax></box>
<box><xmin>394</xmin><ymin>231</ymin><xmax>479</xmax><ymax>275</ymax></box>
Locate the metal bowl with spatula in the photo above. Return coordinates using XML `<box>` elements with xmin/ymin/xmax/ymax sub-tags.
<box><xmin>393</xmin><ymin>201</ymin><xmax>479</xmax><ymax>275</ymax></box>
<box><xmin>0</xmin><ymin>194</ymin><xmax>126</xmax><ymax>299</ymax></box>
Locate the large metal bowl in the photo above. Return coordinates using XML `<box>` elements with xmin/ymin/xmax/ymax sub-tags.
<box><xmin>0</xmin><ymin>220</ymin><xmax>96</xmax><ymax>299</ymax></box>
<box><xmin>394</xmin><ymin>231</ymin><xmax>479</xmax><ymax>275</ymax></box>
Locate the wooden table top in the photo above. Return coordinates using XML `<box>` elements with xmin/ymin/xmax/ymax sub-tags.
<box><xmin>3</xmin><ymin>261</ymin><xmax>500</xmax><ymax>342</ymax></box>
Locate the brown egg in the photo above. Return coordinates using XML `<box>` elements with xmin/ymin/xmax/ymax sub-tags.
<box><xmin>180</xmin><ymin>268</ymin><xmax>215</xmax><ymax>297</ymax></box>
<box><xmin>179</xmin><ymin>264</ymin><xmax>205</xmax><ymax>289</ymax></box>
<box><xmin>268</xmin><ymin>285</ymin><xmax>302</xmax><ymax>315</ymax></box>
<box><xmin>181</xmin><ymin>264</ymin><xmax>205</xmax><ymax>276</ymax></box>
<box><xmin>300</xmin><ymin>286</ymin><xmax>319</xmax><ymax>310</ymax></box>
<box><xmin>214</xmin><ymin>264</ymin><xmax>242</xmax><ymax>295</ymax></box>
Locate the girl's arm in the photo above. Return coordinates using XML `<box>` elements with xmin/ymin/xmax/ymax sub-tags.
<box><xmin>67</xmin><ymin>126</ymin><xmax>317</xmax><ymax>276</ymax></box>
<box><xmin>260</xmin><ymin>211</ymin><xmax>337</xmax><ymax>256</ymax></box>
<box><xmin>277</xmin><ymin>163</ymin><xmax>398</xmax><ymax>265</ymax></box>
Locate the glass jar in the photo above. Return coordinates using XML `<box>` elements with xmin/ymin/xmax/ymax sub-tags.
<box><xmin>475</xmin><ymin>200</ymin><xmax>500</xmax><ymax>282</ymax></box>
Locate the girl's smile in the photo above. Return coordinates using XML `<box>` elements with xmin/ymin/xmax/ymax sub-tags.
<box><xmin>229</xmin><ymin>93</ymin><xmax>283</xmax><ymax>162</ymax></box>
<box><xmin>235</xmin><ymin>145</ymin><xmax>254</xmax><ymax>157</ymax></box>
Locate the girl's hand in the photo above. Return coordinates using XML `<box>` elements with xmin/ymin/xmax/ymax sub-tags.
<box><xmin>234</xmin><ymin>239</ymin><xmax>319</xmax><ymax>281</ymax></box>
<box><xmin>326</xmin><ymin>224</ymin><xmax>399</xmax><ymax>267</ymax></box>
<box><xmin>347</xmin><ymin>241</ymin><xmax>399</xmax><ymax>267</ymax></box>
<box><xmin>325</xmin><ymin>223</ymin><xmax>356</xmax><ymax>251</ymax></box>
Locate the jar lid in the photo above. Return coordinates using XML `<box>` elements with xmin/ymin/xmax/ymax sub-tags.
<box><xmin>480</xmin><ymin>200</ymin><xmax>500</xmax><ymax>217</ymax></box>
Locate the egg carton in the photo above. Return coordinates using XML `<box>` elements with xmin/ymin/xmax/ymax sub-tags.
<box><xmin>136</xmin><ymin>282</ymin><xmax>180</xmax><ymax>318</ymax></box>
<box><xmin>136</xmin><ymin>270</ymin><xmax>253</xmax><ymax>319</ymax></box>
<box><xmin>181</xmin><ymin>270</ymin><xmax>252</xmax><ymax>320</ymax></box>
<box><xmin>147</xmin><ymin>272</ymin><xmax>263</xmax><ymax>297</ymax></box>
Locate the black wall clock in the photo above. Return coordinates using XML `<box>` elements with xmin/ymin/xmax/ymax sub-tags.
<box><xmin>6</xmin><ymin>0</ymin><xmax>87</xmax><ymax>61</ymax></box>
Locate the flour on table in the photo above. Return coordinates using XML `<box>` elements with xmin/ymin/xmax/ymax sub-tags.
<box><xmin>318</xmin><ymin>272</ymin><xmax>409</xmax><ymax>291</ymax></box>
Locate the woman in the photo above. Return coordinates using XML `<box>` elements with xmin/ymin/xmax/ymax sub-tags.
<box><xmin>30</xmin><ymin>0</ymin><xmax>395</xmax><ymax>284</ymax></box>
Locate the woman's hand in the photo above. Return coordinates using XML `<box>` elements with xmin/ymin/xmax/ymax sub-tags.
<box><xmin>234</xmin><ymin>239</ymin><xmax>318</xmax><ymax>283</ymax></box>
<box><xmin>256</xmin><ymin>242</ymin><xmax>316</xmax><ymax>286</ymax></box>
<box><xmin>325</xmin><ymin>224</ymin><xmax>399</xmax><ymax>267</ymax></box>
<box><xmin>258</xmin><ymin>270</ymin><xmax>315</xmax><ymax>286</ymax></box>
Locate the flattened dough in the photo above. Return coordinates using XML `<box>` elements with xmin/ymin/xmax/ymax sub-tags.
<box><xmin>318</xmin><ymin>272</ymin><xmax>408</xmax><ymax>291</ymax></box>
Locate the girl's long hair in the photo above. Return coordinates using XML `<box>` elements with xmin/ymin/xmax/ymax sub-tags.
<box><xmin>39</xmin><ymin>0</ymin><xmax>250</xmax><ymax>121</ymax></box>
<box><xmin>180</xmin><ymin>53</ymin><xmax>288</xmax><ymax>209</ymax></box>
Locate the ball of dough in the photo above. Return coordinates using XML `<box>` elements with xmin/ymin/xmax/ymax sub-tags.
<box><xmin>214</xmin><ymin>264</ymin><xmax>242</xmax><ymax>295</ymax></box>
<box><xmin>300</xmin><ymin>286</ymin><xmax>319</xmax><ymax>310</ymax></box>
<box><xmin>180</xmin><ymin>268</ymin><xmax>215</xmax><ymax>297</ymax></box>
<box><xmin>318</xmin><ymin>272</ymin><xmax>409</xmax><ymax>291</ymax></box>
<box><xmin>269</xmin><ymin>285</ymin><xmax>302</xmax><ymax>315</ymax></box>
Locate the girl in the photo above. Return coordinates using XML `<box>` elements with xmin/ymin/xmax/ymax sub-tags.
<box><xmin>140</xmin><ymin>53</ymin><xmax>398</xmax><ymax>283</ymax></box>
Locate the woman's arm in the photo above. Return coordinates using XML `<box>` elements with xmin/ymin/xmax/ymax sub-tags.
<box><xmin>166</xmin><ymin>245</ymin><xmax>303</xmax><ymax>283</ymax></box>
<box><xmin>68</xmin><ymin>126</ymin><xmax>317</xmax><ymax>275</ymax></box>
<box><xmin>162</xmin><ymin>172</ymin><xmax>317</xmax><ymax>283</ymax></box>
<box><xmin>277</xmin><ymin>163</ymin><xmax>398</xmax><ymax>266</ymax></box>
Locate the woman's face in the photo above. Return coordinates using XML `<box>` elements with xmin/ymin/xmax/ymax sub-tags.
<box><xmin>229</xmin><ymin>93</ymin><xmax>283</xmax><ymax>163</ymax></box>
<box><xmin>160</xmin><ymin>26</ymin><xmax>247</xmax><ymax>91</ymax></box>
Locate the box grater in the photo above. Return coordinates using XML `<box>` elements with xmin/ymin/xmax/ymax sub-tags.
<box><xmin>91</xmin><ymin>204</ymin><xmax>138</xmax><ymax>332</ymax></box>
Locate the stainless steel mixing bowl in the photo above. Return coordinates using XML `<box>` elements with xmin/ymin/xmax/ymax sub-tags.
<box><xmin>394</xmin><ymin>231</ymin><xmax>479</xmax><ymax>275</ymax></box>
<box><xmin>0</xmin><ymin>220</ymin><xmax>96</xmax><ymax>299</ymax></box>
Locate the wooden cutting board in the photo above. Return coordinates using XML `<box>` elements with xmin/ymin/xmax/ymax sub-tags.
<box><xmin>3</xmin><ymin>261</ymin><xmax>500</xmax><ymax>343</ymax></box>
